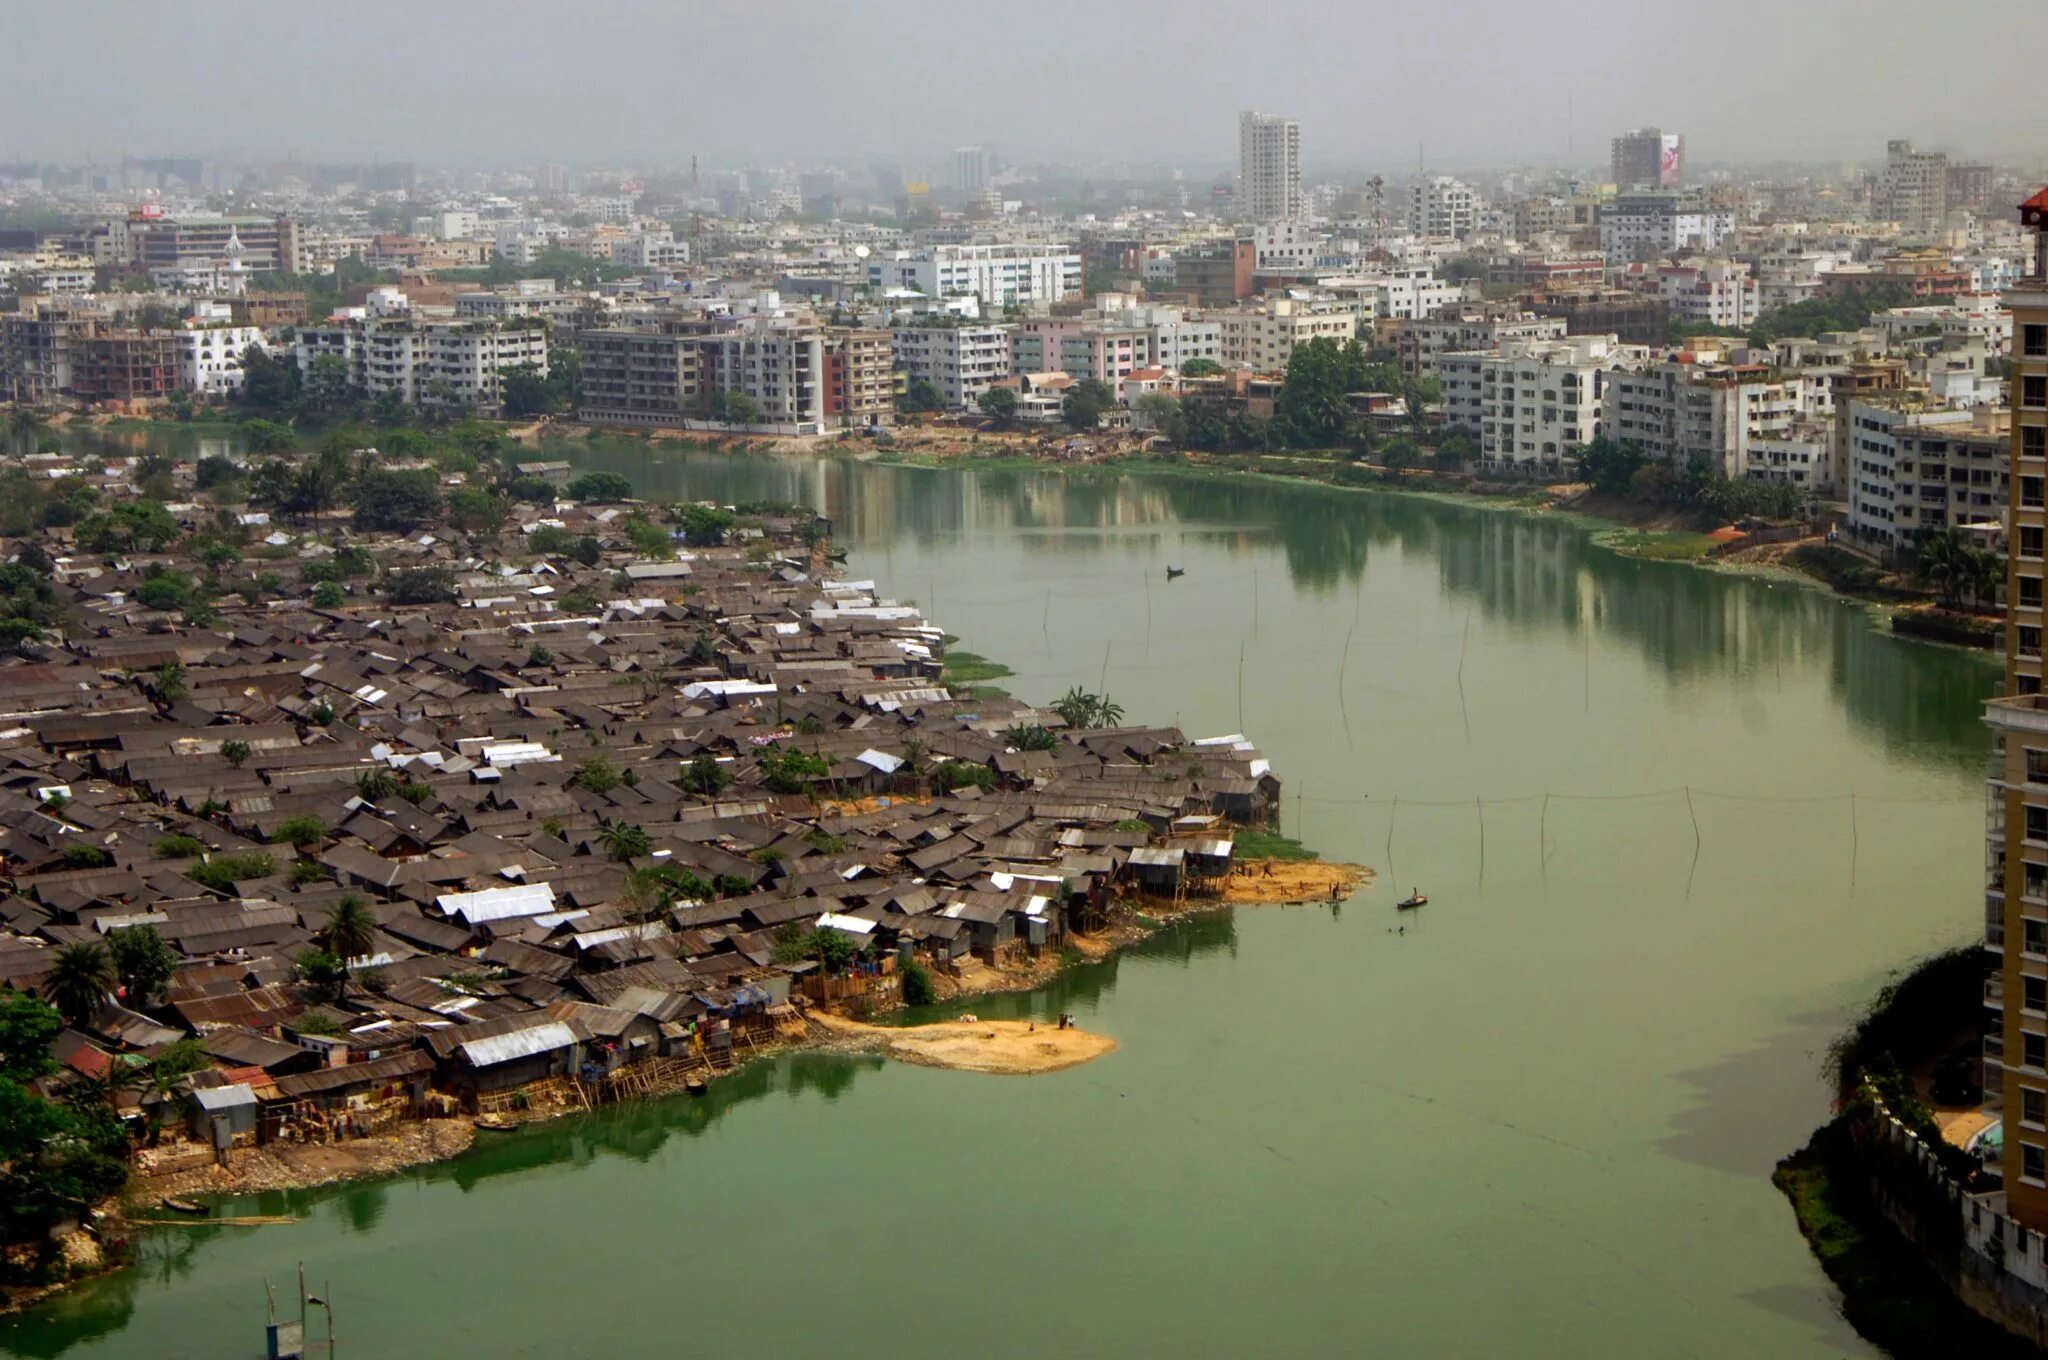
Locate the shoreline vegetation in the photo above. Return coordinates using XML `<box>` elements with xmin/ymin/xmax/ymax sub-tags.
<box><xmin>51</xmin><ymin>407</ymin><xmax>1995</xmax><ymax>648</ymax></box>
<box><xmin>1774</xmin><ymin>947</ymin><xmax>2033</xmax><ymax>1357</ymax></box>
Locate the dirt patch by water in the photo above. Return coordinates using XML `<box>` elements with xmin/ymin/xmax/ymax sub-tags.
<box><xmin>810</xmin><ymin>1013</ymin><xmax>1115</xmax><ymax>1075</ymax></box>
<box><xmin>1222</xmin><ymin>860</ymin><xmax>1373</xmax><ymax>904</ymax></box>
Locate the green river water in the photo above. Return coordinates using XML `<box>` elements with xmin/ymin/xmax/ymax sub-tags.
<box><xmin>0</xmin><ymin>432</ymin><xmax>2002</xmax><ymax>1358</ymax></box>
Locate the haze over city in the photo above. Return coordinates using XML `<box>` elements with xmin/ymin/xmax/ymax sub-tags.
<box><xmin>7</xmin><ymin>0</ymin><xmax>2048</xmax><ymax>167</ymax></box>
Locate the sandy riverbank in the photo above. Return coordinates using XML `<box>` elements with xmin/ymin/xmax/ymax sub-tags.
<box><xmin>810</xmin><ymin>1013</ymin><xmax>1116</xmax><ymax>1075</ymax></box>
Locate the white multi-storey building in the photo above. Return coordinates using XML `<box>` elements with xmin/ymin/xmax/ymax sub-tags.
<box><xmin>1254</xmin><ymin>221</ymin><xmax>1321</xmax><ymax>273</ymax></box>
<box><xmin>1652</xmin><ymin>260</ymin><xmax>1761</xmax><ymax>330</ymax></box>
<box><xmin>1844</xmin><ymin>397</ymin><xmax>2009</xmax><ymax>551</ymax></box>
<box><xmin>891</xmin><ymin>324</ymin><xmax>1013</xmax><ymax>408</ymax></box>
<box><xmin>1216</xmin><ymin>296</ymin><xmax>1359</xmax><ymax>371</ymax></box>
<box><xmin>1239</xmin><ymin>111</ymin><xmax>1304</xmax><ymax>223</ymax></box>
<box><xmin>609</xmin><ymin>231</ymin><xmax>690</xmax><ymax>269</ymax></box>
<box><xmin>1440</xmin><ymin>334</ymin><xmax>1640</xmax><ymax>475</ymax></box>
<box><xmin>1599</xmin><ymin>192</ymin><xmax>1734</xmax><ymax>261</ymax></box>
<box><xmin>1604</xmin><ymin>358</ymin><xmax>1809</xmax><ymax>479</ymax></box>
<box><xmin>1396</xmin><ymin>310</ymin><xmax>1569</xmax><ymax>379</ymax></box>
<box><xmin>294</xmin><ymin>291</ymin><xmax>549</xmax><ymax>413</ymax></box>
<box><xmin>1407</xmin><ymin>177</ymin><xmax>1479</xmax><ymax>239</ymax></box>
<box><xmin>176</xmin><ymin>302</ymin><xmax>264</xmax><ymax>396</ymax></box>
<box><xmin>867</xmin><ymin>244</ymin><xmax>1082</xmax><ymax>308</ymax></box>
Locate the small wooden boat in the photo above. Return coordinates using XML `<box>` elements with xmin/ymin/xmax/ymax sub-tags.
<box><xmin>473</xmin><ymin>1114</ymin><xmax>515</xmax><ymax>1132</ymax></box>
<box><xmin>1166</xmin><ymin>566</ymin><xmax>1185</xmax><ymax>580</ymax></box>
<box><xmin>827</xmin><ymin>549</ymin><xmax>849</xmax><ymax>563</ymax></box>
<box><xmin>160</xmin><ymin>1197</ymin><xmax>208</xmax><ymax>1216</ymax></box>
<box><xmin>1396</xmin><ymin>891</ymin><xmax>1429</xmax><ymax>910</ymax></box>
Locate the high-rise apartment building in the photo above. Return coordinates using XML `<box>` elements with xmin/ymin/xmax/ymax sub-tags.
<box><xmin>952</xmin><ymin>146</ymin><xmax>992</xmax><ymax>192</ymax></box>
<box><xmin>1611</xmin><ymin>128</ymin><xmax>1683</xmax><ymax>189</ymax></box>
<box><xmin>1238</xmin><ymin>111</ymin><xmax>1304</xmax><ymax>223</ymax></box>
<box><xmin>1878</xmin><ymin>139</ymin><xmax>1950</xmax><ymax>232</ymax></box>
<box><xmin>1407</xmin><ymin>177</ymin><xmax>1479</xmax><ymax>239</ymax></box>
<box><xmin>1988</xmin><ymin>191</ymin><xmax>2048</xmax><ymax>1231</ymax></box>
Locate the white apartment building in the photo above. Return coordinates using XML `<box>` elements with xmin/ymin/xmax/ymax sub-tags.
<box><xmin>1439</xmin><ymin>334</ymin><xmax>1639</xmax><ymax>475</ymax></box>
<box><xmin>1239</xmin><ymin>111</ymin><xmax>1304</xmax><ymax>223</ymax></box>
<box><xmin>413</xmin><ymin>210</ymin><xmax>481</xmax><ymax>241</ymax></box>
<box><xmin>1604</xmin><ymin>358</ymin><xmax>1809</xmax><ymax>479</ymax></box>
<box><xmin>1254</xmin><ymin>221</ymin><xmax>1322</xmax><ymax>273</ymax></box>
<box><xmin>177</xmin><ymin>303</ymin><xmax>264</xmax><ymax>396</ymax></box>
<box><xmin>867</xmin><ymin>244</ymin><xmax>1082</xmax><ymax>308</ymax></box>
<box><xmin>295</xmin><ymin>294</ymin><xmax>549</xmax><ymax>413</ymax></box>
<box><xmin>891</xmin><ymin>324</ymin><xmax>1013</xmax><ymax>408</ymax></box>
<box><xmin>1397</xmin><ymin>310</ymin><xmax>1568</xmax><ymax>379</ymax></box>
<box><xmin>1653</xmin><ymin>260</ymin><xmax>1761</xmax><ymax>329</ymax></box>
<box><xmin>1877</xmin><ymin>140</ymin><xmax>1949</xmax><ymax>232</ymax></box>
<box><xmin>1217</xmin><ymin>296</ymin><xmax>1360</xmax><ymax>371</ymax></box>
<box><xmin>1845</xmin><ymin>398</ymin><xmax>2009</xmax><ymax>551</ymax></box>
<box><xmin>609</xmin><ymin>232</ymin><xmax>690</xmax><ymax>269</ymax></box>
<box><xmin>1140</xmin><ymin>307</ymin><xmax>1223</xmax><ymax>371</ymax></box>
<box><xmin>454</xmin><ymin>279</ymin><xmax>582</xmax><ymax>322</ymax></box>
<box><xmin>1599</xmin><ymin>192</ymin><xmax>1734</xmax><ymax>261</ymax></box>
<box><xmin>1407</xmin><ymin>177</ymin><xmax>1479</xmax><ymax>239</ymax></box>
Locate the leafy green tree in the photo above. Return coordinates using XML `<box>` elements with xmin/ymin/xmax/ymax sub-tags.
<box><xmin>447</xmin><ymin>484</ymin><xmax>506</xmax><ymax>535</ymax></box>
<box><xmin>43</xmin><ymin>941</ymin><xmax>114</xmax><ymax>1027</ymax></box>
<box><xmin>624</xmin><ymin>517</ymin><xmax>672</xmax><ymax>555</ymax></box>
<box><xmin>1574</xmin><ymin>437</ymin><xmax>1648</xmax><ymax>496</ymax></box>
<box><xmin>220</xmin><ymin>738</ymin><xmax>252</xmax><ymax>767</ymax></box>
<box><xmin>685</xmin><ymin>753</ymin><xmax>732</xmax><ymax>795</ymax></box>
<box><xmin>574</xmin><ymin>756</ymin><xmax>622</xmax><ymax>793</ymax></box>
<box><xmin>500</xmin><ymin>364</ymin><xmax>558</xmax><ymax>417</ymax></box>
<box><xmin>1050</xmin><ymin>687</ymin><xmax>1124</xmax><ymax>729</ymax></box>
<box><xmin>724</xmin><ymin>392</ymin><xmax>765</xmax><ymax>430</ymax></box>
<box><xmin>978</xmin><ymin>386</ymin><xmax>1020</xmax><ymax>426</ymax></box>
<box><xmin>567</xmin><ymin>471</ymin><xmax>635</xmax><ymax>502</ymax></box>
<box><xmin>0</xmin><ymin>990</ymin><xmax>62</xmax><ymax>1083</ymax></box>
<box><xmin>1180</xmin><ymin>358</ymin><xmax>1223</xmax><ymax>378</ymax></box>
<box><xmin>62</xmin><ymin>842</ymin><xmax>113</xmax><ymax>869</ymax></box>
<box><xmin>387</xmin><ymin>567</ymin><xmax>457</xmax><ymax>605</ymax></box>
<box><xmin>311</xmin><ymin>581</ymin><xmax>346</xmax><ymax>608</ymax></box>
<box><xmin>108</xmin><ymin>926</ymin><xmax>177</xmax><ymax>1008</ymax></box>
<box><xmin>812</xmin><ymin>926</ymin><xmax>857</xmax><ymax>974</ymax></box>
<box><xmin>154</xmin><ymin>834</ymin><xmax>206</xmax><ymax>858</ymax></box>
<box><xmin>153</xmin><ymin>661</ymin><xmax>188</xmax><ymax>703</ymax></box>
<box><xmin>350</xmin><ymin>468</ymin><xmax>443</xmax><ymax>531</ymax></box>
<box><xmin>760</xmin><ymin>745</ymin><xmax>830</xmax><ymax>794</ymax></box>
<box><xmin>1133</xmin><ymin>391</ymin><xmax>1184</xmax><ymax>441</ymax></box>
<box><xmin>294</xmin><ymin>949</ymin><xmax>349</xmax><ymax>1004</ymax></box>
<box><xmin>898</xmin><ymin>377</ymin><xmax>944</xmax><ymax>414</ymax></box>
<box><xmin>1062</xmin><ymin>378</ymin><xmax>1117</xmax><ymax>431</ymax></box>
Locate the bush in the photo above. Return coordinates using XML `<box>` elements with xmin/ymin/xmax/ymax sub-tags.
<box><xmin>272</xmin><ymin>815</ymin><xmax>330</xmax><ymax>847</ymax></box>
<box><xmin>900</xmin><ymin>957</ymin><xmax>937</xmax><ymax>1006</ymax></box>
<box><xmin>189</xmin><ymin>851</ymin><xmax>277</xmax><ymax>891</ymax></box>
<box><xmin>154</xmin><ymin>834</ymin><xmax>206</xmax><ymax>859</ymax></box>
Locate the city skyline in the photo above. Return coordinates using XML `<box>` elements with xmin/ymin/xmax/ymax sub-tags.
<box><xmin>6</xmin><ymin>0</ymin><xmax>2048</xmax><ymax>170</ymax></box>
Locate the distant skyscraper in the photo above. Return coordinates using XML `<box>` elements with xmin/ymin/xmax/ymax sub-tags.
<box><xmin>952</xmin><ymin>146</ymin><xmax>992</xmax><ymax>192</ymax></box>
<box><xmin>1878</xmin><ymin>138</ymin><xmax>1949</xmax><ymax>231</ymax></box>
<box><xmin>1238</xmin><ymin>111</ymin><xmax>1303</xmax><ymax>223</ymax></box>
<box><xmin>1611</xmin><ymin>128</ymin><xmax>1683</xmax><ymax>189</ymax></box>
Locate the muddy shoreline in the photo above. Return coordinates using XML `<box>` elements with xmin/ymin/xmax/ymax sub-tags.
<box><xmin>1</xmin><ymin>862</ymin><xmax>1371</xmax><ymax>1318</ymax></box>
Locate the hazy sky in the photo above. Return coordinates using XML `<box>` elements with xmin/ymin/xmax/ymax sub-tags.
<box><xmin>7</xmin><ymin>0</ymin><xmax>2048</xmax><ymax>173</ymax></box>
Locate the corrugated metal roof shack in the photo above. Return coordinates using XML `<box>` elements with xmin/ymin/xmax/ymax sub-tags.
<box><xmin>429</xmin><ymin>1018</ymin><xmax>584</xmax><ymax>1107</ymax></box>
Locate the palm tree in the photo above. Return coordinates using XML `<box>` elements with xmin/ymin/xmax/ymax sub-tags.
<box><xmin>598</xmin><ymin>822</ymin><xmax>652</xmax><ymax>863</ymax></box>
<box><xmin>1096</xmin><ymin>694</ymin><xmax>1125</xmax><ymax>727</ymax></box>
<box><xmin>1967</xmin><ymin>545</ymin><xmax>2004</xmax><ymax>613</ymax></box>
<box><xmin>324</xmin><ymin>894</ymin><xmax>378</xmax><ymax>962</ymax></box>
<box><xmin>1913</xmin><ymin>529</ymin><xmax>1968</xmax><ymax>610</ymax></box>
<box><xmin>44</xmin><ymin>941</ymin><xmax>115</xmax><ymax>1028</ymax></box>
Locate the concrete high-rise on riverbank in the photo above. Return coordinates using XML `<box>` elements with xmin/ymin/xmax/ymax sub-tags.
<box><xmin>1986</xmin><ymin>185</ymin><xmax>2048</xmax><ymax>1229</ymax></box>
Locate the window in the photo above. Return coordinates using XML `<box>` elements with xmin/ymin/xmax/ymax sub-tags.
<box><xmin>2028</xmin><ymin>1087</ymin><xmax>2048</xmax><ymax>1127</ymax></box>
<box><xmin>2031</xmin><ymin>1032</ymin><xmax>2048</xmax><ymax>1070</ymax></box>
<box><xmin>2027</xmin><ymin>1142</ymin><xmax>2047</xmax><ymax>1184</ymax></box>
<box><xmin>2029</xmin><ymin>919</ymin><xmax>2047</xmax><ymax>955</ymax></box>
<box><xmin>2034</xmin><ymin>749</ymin><xmax>2048</xmax><ymax>784</ymax></box>
<box><xmin>2029</xmin><ymin>376</ymin><xmax>2048</xmax><ymax>410</ymax></box>
<box><xmin>2025</xmin><ymin>527</ymin><xmax>2045</xmax><ymax>560</ymax></box>
<box><xmin>2028</xmin><ymin>427</ymin><xmax>2046</xmax><ymax>461</ymax></box>
<box><xmin>2027</xmin><ymin>577</ymin><xmax>2045</xmax><ymax>610</ymax></box>
<box><xmin>2027</xmin><ymin>626</ymin><xmax>2045</xmax><ymax>659</ymax></box>
<box><xmin>2027</xmin><ymin>323</ymin><xmax>2048</xmax><ymax>358</ymax></box>
<box><xmin>2029</xmin><ymin>861</ymin><xmax>2048</xmax><ymax>897</ymax></box>
<box><xmin>2029</xmin><ymin>806</ymin><xmax>2048</xmax><ymax>842</ymax></box>
<box><xmin>2027</xmin><ymin>477</ymin><xmax>2046</xmax><ymax>509</ymax></box>
<box><xmin>2028</xmin><ymin>975</ymin><xmax>2047</xmax><ymax>1013</ymax></box>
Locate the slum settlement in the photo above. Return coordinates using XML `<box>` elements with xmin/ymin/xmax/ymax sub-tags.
<box><xmin>0</xmin><ymin>440</ymin><xmax>1286</xmax><ymax>1220</ymax></box>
